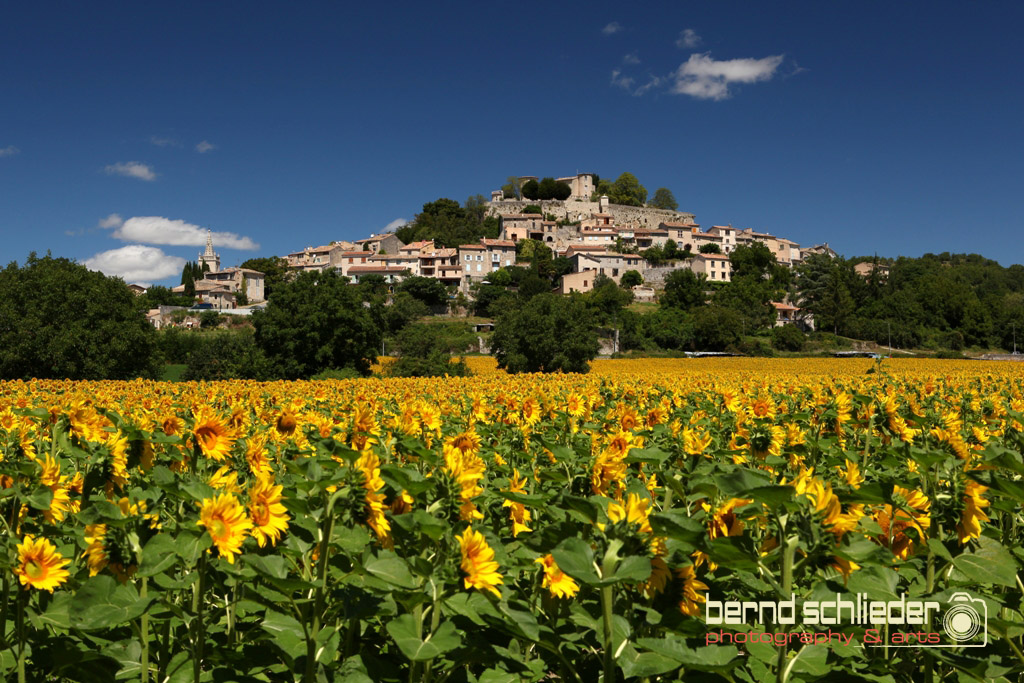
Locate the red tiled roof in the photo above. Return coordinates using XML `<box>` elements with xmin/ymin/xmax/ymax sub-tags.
<box><xmin>502</xmin><ymin>214</ymin><xmax>543</xmax><ymax>220</ymax></box>
<box><xmin>480</xmin><ymin>239</ymin><xmax>516</xmax><ymax>247</ymax></box>
<box><xmin>459</xmin><ymin>244</ymin><xmax>485</xmax><ymax>250</ymax></box>
<box><xmin>348</xmin><ymin>265</ymin><xmax>407</xmax><ymax>274</ymax></box>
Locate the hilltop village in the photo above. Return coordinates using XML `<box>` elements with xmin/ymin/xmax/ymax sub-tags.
<box><xmin>153</xmin><ymin>173</ymin><xmax>833</xmax><ymax>329</ymax></box>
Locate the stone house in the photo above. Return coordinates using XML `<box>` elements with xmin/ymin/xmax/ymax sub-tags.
<box><xmin>687</xmin><ymin>253</ymin><xmax>733</xmax><ymax>283</ymax></box>
<box><xmin>202</xmin><ymin>267</ymin><xmax>266</xmax><ymax>302</ymax></box>
<box><xmin>287</xmin><ymin>244</ymin><xmax>345</xmax><ymax>272</ymax></box>
<box><xmin>356</xmin><ymin>232</ymin><xmax>404</xmax><ymax>255</ymax></box>
<box><xmin>171</xmin><ymin>280</ymin><xmax>236</xmax><ymax>309</ymax></box>
<box><xmin>500</xmin><ymin>214</ymin><xmax>546</xmax><ymax>242</ymax></box>
<box><xmin>854</xmin><ymin>262</ymin><xmax>890</xmax><ymax>279</ymax></box>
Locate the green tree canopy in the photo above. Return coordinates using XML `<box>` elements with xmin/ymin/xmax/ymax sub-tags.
<box><xmin>661</xmin><ymin>269</ymin><xmax>706</xmax><ymax>310</ymax></box>
<box><xmin>388</xmin><ymin>324</ymin><xmax>471</xmax><ymax>378</ymax></box>
<box><xmin>395</xmin><ymin>197</ymin><xmax>500</xmax><ymax>248</ymax></box>
<box><xmin>521</xmin><ymin>180</ymin><xmax>540</xmax><ymax>201</ymax></box>
<box><xmin>0</xmin><ymin>254</ymin><xmax>159</xmax><ymax>379</ymax></box>
<box><xmin>397</xmin><ymin>276</ymin><xmax>449</xmax><ymax>307</ymax></box>
<box><xmin>492</xmin><ymin>294</ymin><xmax>600</xmax><ymax>373</ymax></box>
<box><xmin>240</xmin><ymin>256</ymin><xmax>289</xmax><ymax>301</ymax></box>
<box><xmin>698</xmin><ymin>243</ymin><xmax>721</xmax><ymax>254</ymax></box>
<box><xmin>649</xmin><ymin>187</ymin><xmax>678</xmax><ymax>210</ymax></box>
<box><xmin>253</xmin><ymin>269</ymin><xmax>383</xmax><ymax>378</ymax></box>
<box><xmin>620</xmin><ymin>270</ymin><xmax>643</xmax><ymax>288</ymax></box>
<box><xmin>609</xmin><ymin>172</ymin><xmax>648</xmax><ymax>207</ymax></box>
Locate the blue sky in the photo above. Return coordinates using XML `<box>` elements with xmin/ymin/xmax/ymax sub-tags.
<box><xmin>2</xmin><ymin>1</ymin><xmax>1023</xmax><ymax>284</ymax></box>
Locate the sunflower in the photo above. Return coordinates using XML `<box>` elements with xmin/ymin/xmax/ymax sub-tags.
<box><xmin>676</xmin><ymin>565</ymin><xmax>709</xmax><ymax>617</ymax></box>
<box><xmin>14</xmin><ymin>535</ymin><xmax>71</xmax><ymax>592</ymax></box>
<box><xmin>606</xmin><ymin>493</ymin><xmax>653</xmax><ymax>534</ymax></box>
<box><xmin>456</xmin><ymin>526</ymin><xmax>503</xmax><ymax>598</ymax></box>
<box><xmin>192</xmin><ymin>407</ymin><xmax>235</xmax><ymax>461</ymax></box>
<box><xmin>502</xmin><ymin>469</ymin><xmax>532</xmax><ymax>537</ymax></box>
<box><xmin>445</xmin><ymin>430</ymin><xmax>481</xmax><ymax>458</ymax></box>
<box><xmin>355</xmin><ymin>452</ymin><xmax>391</xmax><ymax>542</ymax></box>
<box><xmin>208</xmin><ymin>465</ymin><xmax>241</xmax><ymax>494</ymax></box>
<box><xmin>248</xmin><ymin>477</ymin><xmax>290</xmax><ymax>548</ymax></box>
<box><xmin>874</xmin><ymin>486</ymin><xmax>930</xmax><ymax>560</ymax></box>
<box><xmin>682</xmin><ymin>427</ymin><xmax>712</xmax><ymax>457</ymax></box>
<box><xmin>197</xmin><ymin>493</ymin><xmax>251</xmax><ymax>563</ymax></box>
<box><xmin>957</xmin><ymin>479</ymin><xmax>990</xmax><ymax>544</ymax></box>
<box><xmin>536</xmin><ymin>554</ymin><xmax>579</xmax><ymax>599</ymax></box>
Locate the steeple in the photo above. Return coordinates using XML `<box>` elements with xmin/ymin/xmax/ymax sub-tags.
<box><xmin>198</xmin><ymin>230</ymin><xmax>221</xmax><ymax>273</ymax></box>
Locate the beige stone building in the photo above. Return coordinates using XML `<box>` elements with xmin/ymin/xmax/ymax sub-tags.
<box><xmin>202</xmin><ymin>267</ymin><xmax>266</xmax><ymax>302</ymax></box>
<box><xmin>458</xmin><ymin>239</ymin><xmax>517</xmax><ymax>280</ymax></box>
<box><xmin>171</xmin><ymin>280</ymin><xmax>236</xmax><ymax>309</ymax></box>
<box><xmin>500</xmin><ymin>214</ymin><xmax>546</xmax><ymax>242</ymax></box>
<box><xmin>287</xmin><ymin>244</ymin><xmax>345</xmax><ymax>272</ymax></box>
<box><xmin>346</xmin><ymin>265</ymin><xmax>408</xmax><ymax>285</ymax></box>
<box><xmin>356</xmin><ymin>232</ymin><xmax>404</xmax><ymax>255</ymax></box>
<box><xmin>687</xmin><ymin>253</ymin><xmax>734</xmax><ymax>283</ymax></box>
<box><xmin>554</xmin><ymin>173</ymin><xmax>597</xmax><ymax>200</ymax></box>
<box><xmin>854</xmin><ymin>262</ymin><xmax>890</xmax><ymax>279</ymax></box>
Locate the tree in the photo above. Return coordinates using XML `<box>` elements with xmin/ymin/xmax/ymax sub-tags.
<box><xmin>537</xmin><ymin>177</ymin><xmax>571</xmax><ymax>200</ymax></box>
<box><xmin>521</xmin><ymin>180</ymin><xmax>540</xmax><ymax>201</ymax></box>
<box><xmin>661</xmin><ymin>269</ymin><xmax>706</xmax><ymax>310</ymax></box>
<box><xmin>384</xmin><ymin>292</ymin><xmax>429</xmax><ymax>334</ymax></box>
<box><xmin>609</xmin><ymin>172</ymin><xmax>648</xmax><ymax>207</ymax></box>
<box><xmin>522</xmin><ymin>205</ymin><xmax>542</xmax><ymax>215</ymax></box>
<box><xmin>620</xmin><ymin>270</ymin><xmax>643</xmax><ymax>288</ymax></box>
<box><xmin>0</xmin><ymin>254</ymin><xmax>159</xmax><ymax>379</ymax></box>
<box><xmin>692</xmin><ymin>306</ymin><xmax>743</xmax><ymax>351</ymax></box>
<box><xmin>772</xmin><ymin>324</ymin><xmax>806</xmax><ymax>351</ymax></box>
<box><xmin>649</xmin><ymin>187</ymin><xmax>678</xmax><ymax>210</ymax></box>
<box><xmin>641</xmin><ymin>245</ymin><xmax>665</xmax><ymax>265</ymax></box>
<box><xmin>501</xmin><ymin>176</ymin><xmax>522</xmax><ymax>200</ymax></box>
<box><xmin>698</xmin><ymin>243</ymin><xmax>721</xmax><ymax>254</ymax></box>
<box><xmin>388</xmin><ymin>324</ymin><xmax>471</xmax><ymax>378</ymax></box>
<box><xmin>663</xmin><ymin>239</ymin><xmax>679</xmax><ymax>260</ymax></box>
<box><xmin>238</xmin><ymin>255</ymin><xmax>286</xmax><ymax>299</ymax></box>
<box><xmin>181</xmin><ymin>261</ymin><xmax>196</xmax><ymax>297</ymax></box>
<box><xmin>491</xmin><ymin>294</ymin><xmax>599</xmax><ymax>373</ymax></box>
<box><xmin>253</xmin><ymin>269</ymin><xmax>383</xmax><ymax>378</ymax></box>
<box><xmin>586</xmin><ymin>274</ymin><xmax>633</xmax><ymax>323</ymax></box>
<box><xmin>397</xmin><ymin>276</ymin><xmax>449</xmax><ymax>308</ymax></box>
<box><xmin>395</xmin><ymin>198</ymin><xmax>500</xmax><ymax>248</ymax></box>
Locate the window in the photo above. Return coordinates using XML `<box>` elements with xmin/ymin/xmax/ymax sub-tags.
<box><xmin>476</xmin><ymin>254</ymin><xmax>482</xmax><ymax>261</ymax></box>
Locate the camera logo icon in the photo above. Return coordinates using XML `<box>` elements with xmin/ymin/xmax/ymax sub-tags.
<box><xmin>942</xmin><ymin>592</ymin><xmax>987</xmax><ymax>647</ymax></box>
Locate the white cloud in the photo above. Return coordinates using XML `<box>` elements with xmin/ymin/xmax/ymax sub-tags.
<box><xmin>111</xmin><ymin>216</ymin><xmax>260</xmax><ymax>250</ymax></box>
<box><xmin>670</xmin><ymin>52</ymin><xmax>784</xmax><ymax>100</ymax></box>
<box><xmin>610</xmin><ymin>69</ymin><xmax>635</xmax><ymax>91</ymax></box>
<box><xmin>623</xmin><ymin>52</ymin><xmax>640</xmax><ymax>65</ymax></box>
<box><xmin>105</xmin><ymin>161</ymin><xmax>157</xmax><ymax>181</ymax></box>
<box><xmin>150</xmin><ymin>136</ymin><xmax>179</xmax><ymax>147</ymax></box>
<box><xmin>196</xmin><ymin>140</ymin><xmax>216</xmax><ymax>153</ymax></box>
<box><xmin>676</xmin><ymin>29</ymin><xmax>701</xmax><ymax>49</ymax></box>
<box><xmin>98</xmin><ymin>213</ymin><xmax>124</xmax><ymax>229</ymax></box>
<box><xmin>633</xmin><ymin>76</ymin><xmax>663</xmax><ymax>97</ymax></box>
<box><xmin>0</xmin><ymin>146</ymin><xmax>19</xmax><ymax>157</ymax></box>
<box><xmin>83</xmin><ymin>245</ymin><xmax>187</xmax><ymax>285</ymax></box>
<box><xmin>382</xmin><ymin>218</ymin><xmax>408</xmax><ymax>233</ymax></box>
<box><xmin>602</xmin><ymin>21</ymin><xmax>622</xmax><ymax>35</ymax></box>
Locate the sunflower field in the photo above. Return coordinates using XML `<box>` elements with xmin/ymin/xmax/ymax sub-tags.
<box><xmin>1</xmin><ymin>358</ymin><xmax>1024</xmax><ymax>682</ymax></box>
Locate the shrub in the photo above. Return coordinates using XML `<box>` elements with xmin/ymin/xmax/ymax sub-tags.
<box><xmin>771</xmin><ymin>324</ymin><xmax>806</xmax><ymax>351</ymax></box>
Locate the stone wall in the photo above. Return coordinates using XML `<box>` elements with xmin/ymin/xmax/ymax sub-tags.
<box><xmin>489</xmin><ymin>199</ymin><xmax>696</xmax><ymax>229</ymax></box>
<box><xmin>640</xmin><ymin>261</ymin><xmax>693</xmax><ymax>288</ymax></box>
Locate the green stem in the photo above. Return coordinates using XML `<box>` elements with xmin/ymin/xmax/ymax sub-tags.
<box><xmin>140</xmin><ymin>577</ymin><xmax>150</xmax><ymax>683</ymax></box>
<box><xmin>192</xmin><ymin>554</ymin><xmax>206</xmax><ymax>683</ymax></box>
<box><xmin>601</xmin><ymin>585</ymin><xmax>616</xmax><ymax>683</ymax></box>
<box><xmin>16</xmin><ymin>590</ymin><xmax>25</xmax><ymax>683</ymax></box>
<box><xmin>307</xmin><ymin>492</ymin><xmax>339</xmax><ymax>681</ymax></box>
<box><xmin>776</xmin><ymin>530</ymin><xmax>796</xmax><ymax>683</ymax></box>
<box><xmin>0</xmin><ymin>571</ymin><xmax>9</xmax><ymax>649</ymax></box>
